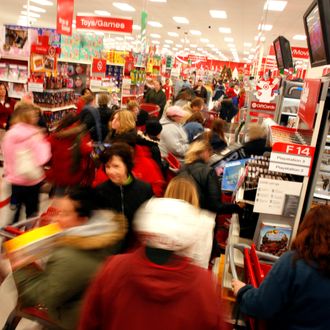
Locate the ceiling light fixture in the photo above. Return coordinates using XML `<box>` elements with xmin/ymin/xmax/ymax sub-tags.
<box><xmin>23</xmin><ymin>5</ymin><xmax>46</xmax><ymax>12</ymax></box>
<box><xmin>163</xmin><ymin>44</ymin><xmax>170</xmax><ymax>48</ymax></box>
<box><xmin>150</xmin><ymin>33</ymin><xmax>161</xmax><ymax>38</ymax></box>
<box><xmin>21</xmin><ymin>11</ymin><xmax>40</xmax><ymax>17</ymax></box>
<box><xmin>200</xmin><ymin>38</ymin><xmax>209</xmax><ymax>43</ymax></box>
<box><xmin>254</xmin><ymin>35</ymin><xmax>266</xmax><ymax>41</ymax></box>
<box><xmin>112</xmin><ymin>2</ymin><xmax>136</xmax><ymax>12</ymax></box>
<box><xmin>165</xmin><ymin>39</ymin><xmax>174</xmax><ymax>44</ymax></box>
<box><xmin>148</xmin><ymin>21</ymin><xmax>163</xmax><ymax>27</ymax></box>
<box><xmin>264</xmin><ymin>0</ymin><xmax>287</xmax><ymax>11</ymax></box>
<box><xmin>258</xmin><ymin>24</ymin><xmax>273</xmax><ymax>31</ymax></box>
<box><xmin>94</xmin><ymin>10</ymin><xmax>111</xmax><ymax>16</ymax></box>
<box><xmin>190</xmin><ymin>44</ymin><xmax>198</xmax><ymax>48</ymax></box>
<box><xmin>209</xmin><ymin>10</ymin><xmax>227</xmax><ymax>19</ymax></box>
<box><xmin>244</xmin><ymin>42</ymin><xmax>252</xmax><ymax>47</ymax></box>
<box><xmin>224</xmin><ymin>37</ymin><xmax>234</xmax><ymax>42</ymax></box>
<box><xmin>168</xmin><ymin>32</ymin><xmax>179</xmax><ymax>37</ymax></box>
<box><xmin>190</xmin><ymin>30</ymin><xmax>201</xmax><ymax>35</ymax></box>
<box><xmin>173</xmin><ymin>16</ymin><xmax>189</xmax><ymax>24</ymax></box>
<box><xmin>207</xmin><ymin>43</ymin><xmax>215</xmax><ymax>48</ymax></box>
<box><xmin>293</xmin><ymin>34</ymin><xmax>307</xmax><ymax>40</ymax></box>
<box><xmin>176</xmin><ymin>44</ymin><xmax>183</xmax><ymax>48</ymax></box>
<box><xmin>219</xmin><ymin>27</ymin><xmax>231</xmax><ymax>34</ymax></box>
<box><xmin>18</xmin><ymin>15</ymin><xmax>37</xmax><ymax>22</ymax></box>
<box><xmin>30</xmin><ymin>0</ymin><xmax>53</xmax><ymax>5</ymax></box>
<box><xmin>227</xmin><ymin>43</ymin><xmax>236</xmax><ymax>48</ymax></box>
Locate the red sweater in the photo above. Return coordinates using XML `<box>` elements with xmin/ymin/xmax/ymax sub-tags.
<box><xmin>0</xmin><ymin>98</ymin><xmax>16</xmax><ymax>129</ymax></box>
<box><xmin>79</xmin><ymin>248</ymin><xmax>225</xmax><ymax>330</ymax></box>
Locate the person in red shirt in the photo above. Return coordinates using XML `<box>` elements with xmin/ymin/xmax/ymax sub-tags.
<box><xmin>75</xmin><ymin>88</ymin><xmax>93</xmax><ymax>115</ymax></box>
<box><xmin>163</xmin><ymin>78</ymin><xmax>173</xmax><ymax>101</ymax></box>
<box><xmin>0</xmin><ymin>83</ymin><xmax>16</xmax><ymax>130</ymax></box>
<box><xmin>79</xmin><ymin>198</ymin><xmax>225</xmax><ymax>330</ymax></box>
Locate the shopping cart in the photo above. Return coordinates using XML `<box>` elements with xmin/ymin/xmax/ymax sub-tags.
<box><xmin>1</xmin><ymin>206</ymin><xmax>62</xmax><ymax>330</ymax></box>
<box><xmin>139</xmin><ymin>103</ymin><xmax>161</xmax><ymax>118</ymax></box>
<box><xmin>228</xmin><ymin>243</ymin><xmax>279</xmax><ymax>330</ymax></box>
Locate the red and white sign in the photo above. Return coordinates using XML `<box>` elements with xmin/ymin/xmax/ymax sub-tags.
<box><xmin>249</xmin><ymin>111</ymin><xmax>275</xmax><ymax>119</ymax></box>
<box><xmin>298</xmin><ymin>79</ymin><xmax>322</xmax><ymax>129</ymax></box>
<box><xmin>187</xmin><ymin>55</ymin><xmax>207</xmax><ymax>62</ymax></box>
<box><xmin>250</xmin><ymin>101</ymin><xmax>277</xmax><ymax>112</ymax></box>
<box><xmin>56</xmin><ymin>0</ymin><xmax>74</xmax><ymax>36</ymax></box>
<box><xmin>269</xmin><ymin>46</ymin><xmax>309</xmax><ymax>60</ymax></box>
<box><xmin>269</xmin><ymin>142</ymin><xmax>315</xmax><ymax>176</ymax></box>
<box><xmin>92</xmin><ymin>58</ymin><xmax>106</xmax><ymax>74</ymax></box>
<box><xmin>76</xmin><ymin>16</ymin><xmax>133</xmax><ymax>33</ymax></box>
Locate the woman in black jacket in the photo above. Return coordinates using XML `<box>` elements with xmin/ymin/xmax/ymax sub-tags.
<box><xmin>95</xmin><ymin>142</ymin><xmax>153</xmax><ymax>251</ymax></box>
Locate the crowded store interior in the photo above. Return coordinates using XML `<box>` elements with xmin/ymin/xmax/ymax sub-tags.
<box><xmin>0</xmin><ymin>0</ymin><xmax>330</xmax><ymax>329</ymax></box>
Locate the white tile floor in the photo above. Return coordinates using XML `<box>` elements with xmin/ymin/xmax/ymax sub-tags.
<box><xmin>0</xmin><ymin>167</ymin><xmax>52</xmax><ymax>329</ymax></box>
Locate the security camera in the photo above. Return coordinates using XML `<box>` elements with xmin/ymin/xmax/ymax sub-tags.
<box><xmin>177</xmin><ymin>26</ymin><xmax>181</xmax><ymax>30</ymax></box>
<box><xmin>208</xmin><ymin>26</ymin><xmax>211</xmax><ymax>29</ymax></box>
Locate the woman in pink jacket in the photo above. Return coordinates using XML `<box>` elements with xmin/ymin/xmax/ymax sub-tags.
<box><xmin>2</xmin><ymin>102</ymin><xmax>51</xmax><ymax>223</ymax></box>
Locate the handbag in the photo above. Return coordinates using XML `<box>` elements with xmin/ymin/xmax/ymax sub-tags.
<box><xmin>15</xmin><ymin>148</ymin><xmax>44</xmax><ymax>181</ymax></box>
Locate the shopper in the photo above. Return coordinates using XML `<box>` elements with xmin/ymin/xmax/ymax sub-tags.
<box><xmin>11</xmin><ymin>187</ymin><xmax>127</xmax><ymax>330</ymax></box>
<box><xmin>0</xmin><ymin>83</ymin><xmax>16</xmax><ymax>130</ymax></box>
<box><xmin>78</xmin><ymin>198</ymin><xmax>225</xmax><ymax>330</ymax></box>
<box><xmin>205</xmin><ymin>118</ymin><xmax>228</xmax><ymax>153</ymax></box>
<box><xmin>232</xmin><ymin>205</ymin><xmax>330</xmax><ymax>330</ymax></box>
<box><xmin>144</xmin><ymin>80</ymin><xmax>167</xmax><ymax>118</ymax></box>
<box><xmin>241</xmin><ymin>123</ymin><xmax>270</xmax><ymax>157</ymax></box>
<box><xmin>186</xmin><ymin>97</ymin><xmax>205</xmax><ymax>114</ymax></box>
<box><xmin>2</xmin><ymin>102</ymin><xmax>51</xmax><ymax>223</ymax></box>
<box><xmin>219</xmin><ymin>96</ymin><xmax>238</xmax><ymax>123</ymax></box>
<box><xmin>183</xmin><ymin>112</ymin><xmax>205</xmax><ymax>143</ymax></box>
<box><xmin>126</xmin><ymin>100</ymin><xmax>140</xmax><ymax>119</ymax></box>
<box><xmin>95</xmin><ymin>142</ymin><xmax>153</xmax><ymax>250</ymax></box>
<box><xmin>193</xmin><ymin>79</ymin><xmax>208</xmax><ymax>104</ymax></box>
<box><xmin>164</xmin><ymin>176</ymin><xmax>215</xmax><ymax>268</ymax></box>
<box><xmin>76</xmin><ymin>88</ymin><xmax>93</xmax><ymax>115</ymax></box>
<box><xmin>47</xmin><ymin>113</ymin><xmax>94</xmax><ymax>195</ymax></box>
<box><xmin>238</xmin><ymin>87</ymin><xmax>246</xmax><ymax>109</ymax></box>
<box><xmin>97</xmin><ymin>93</ymin><xmax>114</xmax><ymax>140</ymax></box>
<box><xmin>159</xmin><ymin>105</ymin><xmax>189</xmax><ymax>164</ymax></box>
<box><xmin>163</xmin><ymin>78</ymin><xmax>172</xmax><ymax>101</ymax></box>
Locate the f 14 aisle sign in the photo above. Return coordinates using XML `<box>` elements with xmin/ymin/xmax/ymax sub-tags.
<box><xmin>269</xmin><ymin>142</ymin><xmax>315</xmax><ymax>176</ymax></box>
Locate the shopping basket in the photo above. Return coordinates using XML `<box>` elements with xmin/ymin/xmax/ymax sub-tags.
<box><xmin>139</xmin><ymin>103</ymin><xmax>160</xmax><ymax>118</ymax></box>
<box><xmin>228</xmin><ymin>243</ymin><xmax>279</xmax><ymax>330</ymax></box>
<box><xmin>1</xmin><ymin>206</ymin><xmax>62</xmax><ymax>330</ymax></box>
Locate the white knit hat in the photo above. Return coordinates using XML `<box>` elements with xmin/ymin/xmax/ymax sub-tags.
<box><xmin>134</xmin><ymin>198</ymin><xmax>200</xmax><ymax>251</ymax></box>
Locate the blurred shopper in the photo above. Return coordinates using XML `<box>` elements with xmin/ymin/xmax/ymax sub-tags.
<box><xmin>183</xmin><ymin>112</ymin><xmax>205</xmax><ymax>143</ymax></box>
<box><xmin>163</xmin><ymin>78</ymin><xmax>173</xmax><ymax>101</ymax></box>
<box><xmin>0</xmin><ymin>83</ymin><xmax>16</xmax><ymax>130</ymax></box>
<box><xmin>159</xmin><ymin>106</ymin><xmax>189</xmax><ymax>164</ymax></box>
<box><xmin>204</xmin><ymin>118</ymin><xmax>228</xmax><ymax>153</ymax></box>
<box><xmin>97</xmin><ymin>93</ymin><xmax>114</xmax><ymax>140</ymax></box>
<box><xmin>76</xmin><ymin>88</ymin><xmax>93</xmax><ymax>115</ymax></box>
<box><xmin>232</xmin><ymin>205</ymin><xmax>330</xmax><ymax>330</ymax></box>
<box><xmin>164</xmin><ymin>176</ymin><xmax>215</xmax><ymax>268</ymax></box>
<box><xmin>186</xmin><ymin>97</ymin><xmax>205</xmax><ymax>114</ymax></box>
<box><xmin>2</xmin><ymin>102</ymin><xmax>51</xmax><ymax>223</ymax></box>
<box><xmin>242</xmin><ymin>123</ymin><xmax>270</xmax><ymax>157</ymax></box>
<box><xmin>11</xmin><ymin>187</ymin><xmax>126</xmax><ymax>330</ymax></box>
<box><xmin>95</xmin><ymin>142</ymin><xmax>153</xmax><ymax>250</ymax></box>
<box><xmin>238</xmin><ymin>87</ymin><xmax>246</xmax><ymax>109</ymax></box>
<box><xmin>126</xmin><ymin>100</ymin><xmax>140</xmax><ymax>119</ymax></box>
<box><xmin>212</xmin><ymin>81</ymin><xmax>225</xmax><ymax>102</ymax></box>
<box><xmin>47</xmin><ymin>113</ymin><xmax>94</xmax><ymax>195</ymax></box>
<box><xmin>79</xmin><ymin>197</ymin><xmax>225</xmax><ymax>330</ymax></box>
<box><xmin>145</xmin><ymin>80</ymin><xmax>167</xmax><ymax>118</ymax></box>
<box><xmin>193</xmin><ymin>79</ymin><xmax>208</xmax><ymax>103</ymax></box>
<box><xmin>219</xmin><ymin>96</ymin><xmax>238</xmax><ymax>123</ymax></box>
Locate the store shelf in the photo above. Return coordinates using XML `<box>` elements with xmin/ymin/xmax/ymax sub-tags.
<box><xmin>107</xmin><ymin>62</ymin><xmax>125</xmax><ymax>67</ymax></box>
<box><xmin>42</xmin><ymin>88</ymin><xmax>74</xmax><ymax>93</ymax></box>
<box><xmin>8</xmin><ymin>92</ymin><xmax>24</xmax><ymax>99</ymax></box>
<box><xmin>0</xmin><ymin>77</ymin><xmax>27</xmax><ymax>84</ymax></box>
<box><xmin>313</xmin><ymin>193</ymin><xmax>330</xmax><ymax>201</ymax></box>
<box><xmin>40</xmin><ymin>104</ymin><xmax>77</xmax><ymax>112</ymax></box>
<box><xmin>0</xmin><ymin>54</ymin><xmax>29</xmax><ymax>61</ymax></box>
<box><xmin>58</xmin><ymin>58</ymin><xmax>92</xmax><ymax>65</ymax></box>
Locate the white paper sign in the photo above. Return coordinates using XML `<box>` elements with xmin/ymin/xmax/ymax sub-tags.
<box><xmin>253</xmin><ymin>178</ymin><xmax>303</xmax><ymax>216</ymax></box>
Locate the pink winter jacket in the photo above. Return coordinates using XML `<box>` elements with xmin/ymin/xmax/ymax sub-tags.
<box><xmin>2</xmin><ymin>123</ymin><xmax>51</xmax><ymax>186</ymax></box>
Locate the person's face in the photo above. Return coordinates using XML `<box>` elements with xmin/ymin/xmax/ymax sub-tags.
<box><xmin>53</xmin><ymin>197</ymin><xmax>87</xmax><ymax>229</ymax></box>
<box><xmin>198</xmin><ymin>81</ymin><xmax>203</xmax><ymax>87</ymax></box>
<box><xmin>84</xmin><ymin>89</ymin><xmax>92</xmax><ymax>97</ymax></box>
<box><xmin>192</xmin><ymin>105</ymin><xmax>203</xmax><ymax>112</ymax></box>
<box><xmin>111</xmin><ymin>113</ymin><xmax>120</xmax><ymax>130</ymax></box>
<box><xmin>0</xmin><ymin>85</ymin><xmax>7</xmax><ymax>99</ymax></box>
<box><xmin>105</xmin><ymin>155</ymin><xmax>128</xmax><ymax>185</ymax></box>
<box><xmin>154</xmin><ymin>81</ymin><xmax>161</xmax><ymax>91</ymax></box>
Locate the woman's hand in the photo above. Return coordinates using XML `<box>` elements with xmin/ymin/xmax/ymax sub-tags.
<box><xmin>232</xmin><ymin>279</ymin><xmax>246</xmax><ymax>296</ymax></box>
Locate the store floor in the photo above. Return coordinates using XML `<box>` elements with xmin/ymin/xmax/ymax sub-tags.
<box><xmin>0</xmin><ymin>166</ymin><xmax>52</xmax><ymax>330</ymax></box>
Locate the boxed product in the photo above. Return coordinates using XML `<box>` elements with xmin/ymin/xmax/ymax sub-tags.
<box><xmin>257</xmin><ymin>222</ymin><xmax>292</xmax><ymax>256</ymax></box>
<box><xmin>222</xmin><ymin>159</ymin><xmax>249</xmax><ymax>191</ymax></box>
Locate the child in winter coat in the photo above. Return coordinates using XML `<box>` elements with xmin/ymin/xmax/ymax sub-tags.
<box><xmin>2</xmin><ymin>102</ymin><xmax>51</xmax><ymax>223</ymax></box>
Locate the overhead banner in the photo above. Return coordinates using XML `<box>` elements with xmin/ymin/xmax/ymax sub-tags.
<box><xmin>56</xmin><ymin>0</ymin><xmax>74</xmax><ymax>36</ymax></box>
<box><xmin>140</xmin><ymin>11</ymin><xmax>148</xmax><ymax>53</ymax></box>
<box><xmin>76</xmin><ymin>16</ymin><xmax>133</xmax><ymax>33</ymax></box>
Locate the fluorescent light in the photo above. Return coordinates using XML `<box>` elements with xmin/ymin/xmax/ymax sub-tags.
<box><xmin>148</xmin><ymin>21</ymin><xmax>163</xmax><ymax>27</ymax></box>
<box><xmin>112</xmin><ymin>2</ymin><xmax>135</xmax><ymax>12</ymax></box>
<box><xmin>254</xmin><ymin>35</ymin><xmax>266</xmax><ymax>41</ymax></box>
<box><xmin>293</xmin><ymin>34</ymin><xmax>307</xmax><ymax>41</ymax></box>
<box><xmin>258</xmin><ymin>24</ymin><xmax>272</xmax><ymax>31</ymax></box>
<box><xmin>209</xmin><ymin>10</ymin><xmax>227</xmax><ymax>19</ymax></box>
<box><xmin>165</xmin><ymin>39</ymin><xmax>174</xmax><ymax>44</ymax></box>
<box><xmin>149</xmin><ymin>0</ymin><xmax>167</xmax><ymax>2</ymax></box>
<box><xmin>18</xmin><ymin>15</ymin><xmax>37</xmax><ymax>22</ymax></box>
<box><xmin>184</xmin><ymin>48</ymin><xmax>190</xmax><ymax>51</ymax></box>
<box><xmin>219</xmin><ymin>27</ymin><xmax>231</xmax><ymax>34</ymax></box>
<box><xmin>176</xmin><ymin>44</ymin><xmax>183</xmax><ymax>48</ymax></box>
<box><xmin>227</xmin><ymin>43</ymin><xmax>236</xmax><ymax>48</ymax></box>
<box><xmin>163</xmin><ymin>44</ymin><xmax>170</xmax><ymax>48</ymax></box>
<box><xmin>190</xmin><ymin>30</ymin><xmax>201</xmax><ymax>35</ymax></box>
<box><xmin>30</xmin><ymin>0</ymin><xmax>53</xmax><ymax>5</ymax></box>
<box><xmin>200</xmin><ymin>38</ymin><xmax>209</xmax><ymax>43</ymax></box>
<box><xmin>151</xmin><ymin>40</ymin><xmax>160</xmax><ymax>44</ymax></box>
<box><xmin>133</xmin><ymin>24</ymin><xmax>141</xmax><ymax>30</ymax></box>
<box><xmin>207</xmin><ymin>43</ymin><xmax>215</xmax><ymax>48</ymax></box>
<box><xmin>190</xmin><ymin>44</ymin><xmax>198</xmax><ymax>48</ymax></box>
<box><xmin>94</xmin><ymin>10</ymin><xmax>111</xmax><ymax>16</ymax></box>
<box><xmin>244</xmin><ymin>42</ymin><xmax>252</xmax><ymax>47</ymax></box>
<box><xmin>21</xmin><ymin>11</ymin><xmax>40</xmax><ymax>17</ymax></box>
<box><xmin>23</xmin><ymin>5</ymin><xmax>46</xmax><ymax>12</ymax></box>
<box><xmin>150</xmin><ymin>33</ymin><xmax>161</xmax><ymax>38</ymax></box>
<box><xmin>168</xmin><ymin>32</ymin><xmax>179</xmax><ymax>37</ymax></box>
<box><xmin>224</xmin><ymin>37</ymin><xmax>234</xmax><ymax>42</ymax></box>
<box><xmin>173</xmin><ymin>16</ymin><xmax>189</xmax><ymax>24</ymax></box>
<box><xmin>264</xmin><ymin>1</ymin><xmax>287</xmax><ymax>11</ymax></box>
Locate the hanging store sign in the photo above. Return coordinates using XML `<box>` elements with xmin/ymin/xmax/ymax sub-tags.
<box><xmin>76</xmin><ymin>16</ymin><xmax>133</xmax><ymax>34</ymax></box>
<box><xmin>269</xmin><ymin>142</ymin><xmax>315</xmax><ymax>176</ymax></box>
<box><xmin>92</xmin><ymin>58</ymin><xmax>107</xmax><ymax>74</ymax></box>
<box><xmin>56</xmin><ymin>0</ymin><xmax>74</xmax><ymax>36</ymax></box>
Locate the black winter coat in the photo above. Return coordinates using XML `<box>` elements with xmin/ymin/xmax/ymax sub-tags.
<box><xmin>242</xmin><ymin>138</ymin><xmax>270</xmax><ymax>158</ymax></box>
<box><xmin>95</xmin><ymin>176</ymin><xmax>153</xmax><ymax>250</ymax></box>
<box><xmin>181</xmin><ymin>160</ymin><xmax>240</xmax><ymax>215</ymax></box>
